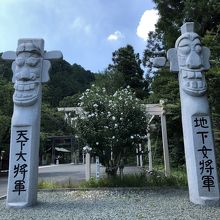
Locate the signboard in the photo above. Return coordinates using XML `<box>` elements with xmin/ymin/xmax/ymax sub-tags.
<box><xmin>192</xmin><ymin>115</ymin><xmax>219</xmax><ymax>196</ymax></box>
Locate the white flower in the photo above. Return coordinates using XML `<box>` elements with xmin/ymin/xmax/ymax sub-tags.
<box><xmin>142</xmin><ymin>135</ymin><xmax>148</xmax><ymax>139</ymax></box>
<box><xmin>96</xmin><ymin>142</ymin><xmax>99</xmax><ymax>145</ymax></box>
<box><xmin>112</xmin><ymin>116</ymin><xmax>116</xmax><ymax>120</ymax></box>
<box><xmin>93</xmin><ymin>104</ymin><xmax>98</xmax><ymax>108</ymax></box>
<box><xmin>112</xmin><ymin>136</ymin><xmax>115</xmax><ymax>139</ymax></box>
<box><xmin>88</xmin><ymin>113</ymin><xmax>95</xmax><ymax>118</ymax></box>
<box><xmin>114</xmin><ymin>124</ymin><xmax>118</xmax><ymax>128</ymax></box>
<box><xmin>130</xmin><ymin>135</ymin><xmax>134</xmax><ymax>139</ymax></box>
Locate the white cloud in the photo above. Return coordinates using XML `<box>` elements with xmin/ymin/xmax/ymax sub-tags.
<box><xmin>136</xmin><ymin>9</ymin><xmax>159</xmax><ymax>41</ymax></box>
<box><xmin>69</xmin><ymin>17</ymin><xmax>92</xmax><ymax>35</ymax></box>
<box><xmin>70</xmin><ymin>17</ymin><xmax>83</xmax><ymax>30</ymax></box>
<box><xmin>107</xmin><ymin>31</ymin><xmax>124</xmax><ymax>41</ymax></box>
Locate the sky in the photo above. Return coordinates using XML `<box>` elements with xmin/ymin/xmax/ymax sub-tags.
<box><xmin>0</xmin><ymin>0</ymin><xmax>159</xmax><ymax>73</ymax></box>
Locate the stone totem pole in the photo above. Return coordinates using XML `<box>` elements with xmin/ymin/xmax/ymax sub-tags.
<box><xmin>167</xmin><ymin>22</ymin><xmax>219</xmax><ymax>205</ymax></box>
<box><xmin>2</xmin><ymin>39</ymin><xmax>62</xmax><ymax>208</ymax></box>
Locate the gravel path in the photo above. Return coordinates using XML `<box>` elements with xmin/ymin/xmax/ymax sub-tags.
<box><xmin>0</xmin><ymin>188</ymin><xmax>220</xmax><ymax>220</ymax></box>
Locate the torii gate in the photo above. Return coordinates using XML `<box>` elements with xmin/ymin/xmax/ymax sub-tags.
<box><xmin>143</xmin><ymin>101</ymin><xmax>170</xmax><ymax>177</ymax></box>
<box><xmin>58</xmin><ymin>101</ymin><xmax>171</xmax><ymax>177</ymax></box>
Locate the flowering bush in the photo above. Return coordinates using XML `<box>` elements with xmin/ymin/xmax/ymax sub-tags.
<box><xmin>75</xmin><ymin>85</ymin><xmax>148</xmax><ymax>175</ymax></box>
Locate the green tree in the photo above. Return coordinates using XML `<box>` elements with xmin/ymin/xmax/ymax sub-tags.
<box><xmin>143</xmin><ymin>31</ymin><xmax>165</xmax><ymax>69</ymax></box>
<box><xmin>43</xmin><ymin>60</ymin><xmax>95</xmax><ymax>107</ymax></box>
<box><xmin>201</xmin><ymin>27</ymin><xmax>220</xmax><ymax>167</ymax></box>
<box><xmin>40</xmin><ymin>103</ymin><xmax>73</xmax><ymax>160</ymax></box>
<box><xmin>152</xmin><ymin>0</ymin><xmax>185</xmax><ymax>48</ymax></box>
<box><xmin>59</xmin><ymin>93</ymin><xmax>82</xmax><ymax>107</ymax></box>
<box><xmin>143</xmin><ymin>1</ymin><xmax>220</xmax><ymax>167</ymax></box>
<box><xmin>41</xmin><ymin>103</ymin><xmax>72</xmax><ymax>135</ymax></box>
<box><xmin>146</xmin><ymin>69</ymin><xmax>184</xmax><ymax>166</ymax></box>
<box><xmin>0</xmin><ymin>77</ymin><xmax>13</xmax><ymax>156</ymax></box>
<box><xmin>147</xmin><ymin>70</ymin><xmax>179</xmax><ymax>104</ymax></box>
<box><xmin>142</xmin><ymin>31</ymin><xmax>166</xmax><ymax>89</ymax></box>
<box><xmin>0</xmin><ymin>53</ymin><xmax>13</xmax><ymax>80</ymax></box>
<box><xmin>94</xmin><ymin>70</ymin><xmax>125</xmax><ymax>95</ymax></box>
<box><xmin>153</xmin><ymin>0</ymin><xmax>220</xmax><ymax>48</ymax></box>
<box><xmin>183</xmin><ymin>0</ymin><xmax>220</xmax><ymax>35</ymax></box>
<box><xmin>108</xmin><ymin>45</ymin><xmax>149</xmax><ymax>99</ymax></box>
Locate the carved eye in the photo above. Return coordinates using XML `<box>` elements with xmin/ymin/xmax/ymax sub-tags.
<box><xmin>179</xmin><ymin>45</ymin><xmax>191</xmax><ymax>55</ymax></box>
<box><xmin>15</xmin><ymin>58</ymin><xmax>25</xmax><ymax>67</ymax></box>
<box><xmin>26</xmin><ymin>57</ymin><xmax>40</xmax><ymax>67</ymax></box>
<box><xmin>195</xmin><ymin>44</ymin><xmax>202</xmax><ymax>53</ymax></box>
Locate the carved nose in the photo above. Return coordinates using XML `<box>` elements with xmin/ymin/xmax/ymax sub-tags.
<box><xmin>186</xmin><ymin>51</ymin><xmax>202</xmax><ymax>69</ymax></box>
<box><xmin>20</xmin><ymin>69</ymin><xmax>31</xmax><ymax>80</ymax></box>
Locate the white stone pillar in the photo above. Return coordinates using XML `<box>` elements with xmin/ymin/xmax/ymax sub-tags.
<box><xmin>85</xmin><ymin>152</ymin><xmax>91</xmax><ymax>181</ymax></box>
<box><xmin>82</xmin><ymin>151</ymin><xmax>85</xmax><ymax>164</ymax></box>
<box><xmin>0</xmin><ymin>155</ymin><xmax>2</xmax><ymax>170</ymax></box>
<box><xmin>51</xmin><ymin>138</ymin><xmax>55</xmax><ymax>165</ymax></box>
<box><xmin>136</xmin><ymin>148</ymin><xmax>139</xmax><ymax>166</ymax></box>
<box><xmin>83</xmin><ymin>145</ymin><xmax>92</xmax><ymax>181</ymax></box>
<box><xmin>2</xmin><ymin>39</ymin><xmax>62</xmax><ymax>208</ymax></box>
<box><xmin>147</xmin><ymin>132</ymin><xmax>153</xmax><ymax>172</ymax></box>
<box><xmin>70</xmin><ymin>136</ymin><xmax>74</xmax><ymax>164</ymax></box>
<box><xmin>96</xmin><ymin>156</ymin><xmax>100</xmax><ymax>180</ymax></box>
<box><xmin>160</xmin><ymin>112</ymin><xmax>171</xmax><ymax>177</ymax></box>
<box><xmin>167</xmin><ymin>22</ymin><xmax>220</xmax><ymax>206</ymax></box>
<box><xmin>139</xmin><ymin>144</ymin><xmax>143</xmax><ymax>167</ymax></box>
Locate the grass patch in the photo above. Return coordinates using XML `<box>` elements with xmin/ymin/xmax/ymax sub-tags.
<box><xmin>38</xmin><ymin>180</ymin><xmax>60</xmax><ymax>189</ymax></box>
<box><xmin>38</xmin><ymin>169</ymin><xmax>188</xmax><ymax>189</ymax></box>
<box><xmin>80</xmin><ymin>170</ymin><xmax>187</xmax><ymax>188</ymax></box>
<box><xmin>38</xmin><ymin>179</ymin><xmax>80</xmax><ymax>189</ymax></box>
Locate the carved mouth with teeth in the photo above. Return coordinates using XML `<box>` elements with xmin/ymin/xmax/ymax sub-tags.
<box><xmin>181</xmin><ymin>69</ymin><xmax>207</xmax><ymax>96</ymax></box>
<box><xmin>13</xmin><ymin>82</ymin><xmax>40</xmax><ymax>106</ymax></box>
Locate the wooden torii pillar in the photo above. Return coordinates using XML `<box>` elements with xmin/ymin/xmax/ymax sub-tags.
<box><xmin>144</xmin><ymin>101</ymin><xmax>171</xmax><ymax>177</ymax></box>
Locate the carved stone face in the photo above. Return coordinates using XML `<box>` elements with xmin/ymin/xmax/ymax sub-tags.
<box><xmin>13</xmin><ymin>51</ymin><xmax>43</xmax><ymax>106</ymax></box>
<box><xmin>176</xmin><ymin>33</ymin><xmax>207</xmax><ymax>96</ymax></box>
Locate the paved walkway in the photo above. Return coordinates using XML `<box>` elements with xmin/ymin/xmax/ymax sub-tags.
<box><xmin>0</xmin><ymin>164</ymin><xmax>142</xmax><ymax>197</ymax></box>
